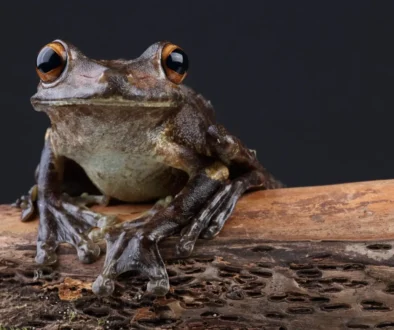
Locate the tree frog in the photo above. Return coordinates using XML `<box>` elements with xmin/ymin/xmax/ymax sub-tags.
<box><xmin>15</xmin><ymin>40</ymin><xmax>283</xmax><ymax>296</ymax></box>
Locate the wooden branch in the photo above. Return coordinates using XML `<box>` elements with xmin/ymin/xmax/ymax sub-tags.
<box><xmin>1</xmin><ymin>180</ymin><xmax>394</xmax><ymax>329</ymax></box>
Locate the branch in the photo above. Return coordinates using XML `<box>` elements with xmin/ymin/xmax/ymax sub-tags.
<box><xmin>0</xmin><ymin>180</ymin><xmax>394</xmax><ymax>329</ymax></box>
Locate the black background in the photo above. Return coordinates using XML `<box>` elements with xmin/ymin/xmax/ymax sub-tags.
<box><xmin>1</xmin><ymin>1</ymin><xmax>394</xmax><ymax>203</ymax></box>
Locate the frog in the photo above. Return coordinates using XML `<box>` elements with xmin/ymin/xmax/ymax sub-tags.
<box><xmin>14</xmin><ymin>39</ymin><xmax>284</xmax><ymax>296</ymax></box>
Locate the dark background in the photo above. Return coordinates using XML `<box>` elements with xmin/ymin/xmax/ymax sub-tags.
<box><xmin>1</xmin><ymin>0</ymin><xmax>393</xmax><ymax>203</ymax></box>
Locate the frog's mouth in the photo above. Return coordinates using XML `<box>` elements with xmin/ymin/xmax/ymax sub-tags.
<box><xmin>31</xmin><ymin>97</ymin><xmax>177</xmax><ymax>110</ymax></box>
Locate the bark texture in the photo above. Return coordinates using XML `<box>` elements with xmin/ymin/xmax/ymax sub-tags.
<box><xmin>0</xmin><ymin>180</ymin><xmax>394</xmax><ymax>329</ymax></box>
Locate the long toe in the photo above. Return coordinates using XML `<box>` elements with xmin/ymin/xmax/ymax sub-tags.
<box><xmin>35</xmin><ymin>241</ymin><xmax>58</xmax><ymax>265</ymax></box>
<box><xmin>92</xmin><ymin>274</ymin><xmax>115</xmax><ymax>296</ymax></box>
<box><xmin>77</xmin><ymin>240</ymin><xmax>101</xmax><ymax>263</ymax></box>
<box><xmin>147</xmin><ymin>278</ymin><xmax>170</xmax><ymax>296</ymax></box>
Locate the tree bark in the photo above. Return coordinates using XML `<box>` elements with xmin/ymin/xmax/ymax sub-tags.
<box><xmin>1</xmin><ymin>180</ymin><xmax>394</xmax><ymax>329</ymax></box>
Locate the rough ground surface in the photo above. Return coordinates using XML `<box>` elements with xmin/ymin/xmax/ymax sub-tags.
<box><xmin>0</xmin><ymin>180</ymin><xmax>394</xmax><ymax>329</ymax></box>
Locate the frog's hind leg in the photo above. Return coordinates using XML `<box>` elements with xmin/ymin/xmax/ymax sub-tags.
<box><xmin>175</xmin><ymin>125</ymin><xmax>285</xmax><ymax>256</ymax></box>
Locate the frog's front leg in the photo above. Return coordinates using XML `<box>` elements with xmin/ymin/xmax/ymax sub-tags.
<box><xmin>35</xmin><ymin>131</ymin><xmax>108</xmax><ymax>265</ymax></box>
<box><xmin>92</xmin><ymin>161</ymin><xmax>228</xmax><ymax>297</ymax></box>
<box><xmin>14</xmin><ymin>160</ymin><xmax>109</xmax><ymax>222</ymax></box>
<box><xmin>176</xmin><ymin>124</ymin><xmax>285</xmax><ymax>255</ymax></box>
<box><xmin>176</xmin><ymin>169</ymin><xmax>263</xmax><ymax>257</ymax></box>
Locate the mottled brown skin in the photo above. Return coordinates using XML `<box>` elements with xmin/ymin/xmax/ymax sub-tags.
<box><xmin>15</xmin><ymin>40</ymin><xmax>283</xmax><ymax>296</ymax></box>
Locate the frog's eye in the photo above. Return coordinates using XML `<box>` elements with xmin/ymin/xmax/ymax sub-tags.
<box><xmin>36</xmin><ymin>42</ymin><xmax>67</xmax><ymax>83</ymax></box>
<box><xmin>161</xmin><ymin>43</ymin><xmax>189</xmax><ymax>84</ymax></box>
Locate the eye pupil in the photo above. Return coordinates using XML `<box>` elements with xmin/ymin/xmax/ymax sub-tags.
<box><xmin>166</xmin><ymin>49</ymin><xmax>188</xmax><ymax>74</ymax></box>
<box><xmin>161</xmin><ymin>44</ymin><xmax>188</xmax><ymax>84</ymax></box>
<box><xmin>36</xmin><ymin>47</ymin><xmax>63</xmax><ymax>73</ymax></box>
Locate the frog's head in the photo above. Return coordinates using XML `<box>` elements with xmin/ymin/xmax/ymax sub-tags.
<box><xmin>31</xmin><ymin>39</ymin><xmax>191</xmax><ymax>112</ymax></box>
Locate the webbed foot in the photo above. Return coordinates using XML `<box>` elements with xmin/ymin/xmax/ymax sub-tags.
<box><xmin>91</xmin><ymin>196</ymin><xmax>174</xmax><ymax>296</ymax></box>
<box><xmin>92</xmin><ymin>229</ymin><xmax>169</xmax><ymax>297</ymax></box>
<box><xmin>14</xmin><ymin>187</ymin><xmax>113</xmax><ymax>264</ymax></box>
<box><xmin>176</xmin><ymin>183</ymin><xmax>232</xmax><ymax>256</ymax></box>
<box><xmin>36</xmin><ymin>198</ymin><xmax>116</xmax><ymax>265</ymax></box>
<box><xmin>176</xmin><ymin>170</ymin><xmax>266</xmax><ymax>257</ymax></box>
<box><xmin>13</xmin><ymin>185</ymin><xmax>109</xmax><ymax>223</ymax></box>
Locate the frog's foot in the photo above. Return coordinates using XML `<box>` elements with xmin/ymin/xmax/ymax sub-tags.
<box><xmin>176</xmin><ymin>184</ymin><xmax>232</xmax><ymax>256</ymax></box>
<box><xmin>13</xmin><ymin>185</ymin><xmax>38</xmax><ymax>222</ymax></box>
<box><xmin>13</xmin><ymin>186</ymin><xmax>109</xmax><ymax>223</ymax></box>
<box><xmin>91</xmin><ymin>197</ymin><xmax>175</xmax><ymax>296</ymax></box>
<box><xmin>176</xmin><ymin>170</ymin><xmax>264</xmax><ymax>257</ymax></box>
<box><xmin>36</xmin><ymin>199</ymin><xmax>117</xmax><ymax>265</ymax></box>
<box><xmin>92</xmin><ymin>229</ymin><xmax>169</xmax><ymax>297</ymax></box>
<box><xmin>200</xmin><ymin>181</ymin><xmax>244</xmax><ymax>239</ymax></box>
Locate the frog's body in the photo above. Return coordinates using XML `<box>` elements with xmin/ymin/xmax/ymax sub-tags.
<box><xmin>46</xmin><ymin>105</ymin><xmax>186</xmax><ymax>201</ymax></box>
<box><xmin>16</xmin><ymin>40</ymin><xmax>284</xmax><ymax>297</ymax></box>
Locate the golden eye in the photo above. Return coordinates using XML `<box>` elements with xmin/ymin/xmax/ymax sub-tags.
<box><xmin>161</xmin><ymin>43</ymin><xmax>189</xmax><ymax>84</ymax></box>
<box><xmin>36</xmin><ymin>42</ymin><xmax>67</xmax><ymax>83</ymax></box>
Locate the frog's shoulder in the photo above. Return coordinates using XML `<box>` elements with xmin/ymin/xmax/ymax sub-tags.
<box><xmin>167</xmin><ymin>90</ymin><xmax>216</xmax><ymax>155</ymax></box>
